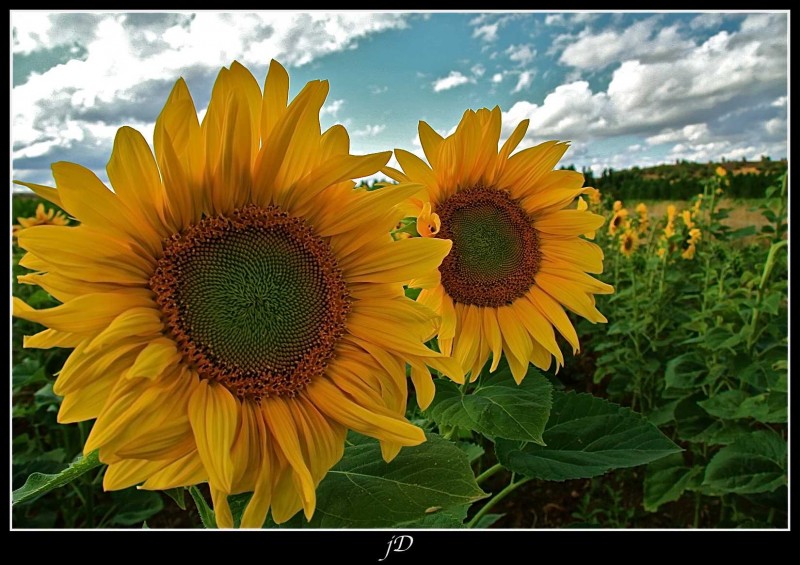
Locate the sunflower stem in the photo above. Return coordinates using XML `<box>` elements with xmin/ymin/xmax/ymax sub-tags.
<box><xmin>475</xmin><ymin>463</ymin><xmax>504</xmax><ymax>485</ymax></box>
<box><xmin>468</xmin><ymin>475</ymin><xmax>532</xmax><ymax>528</ymax></box>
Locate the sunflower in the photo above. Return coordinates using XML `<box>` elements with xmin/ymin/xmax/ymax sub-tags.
<box><xmin>681</xmin><ymin>209</ymin><xmax>695</xmax><ymax>229</ymax></box>
<box><xmin>608</xmin><ymin>207</ymin><xmax>629</xmax><ymax>236</ymax></box>
<box><xmin>634</xmin><ymin>202</ymin><xmax>649</xmax><ymax>234</ymax></box>
<box><xmin>620</xmin><ymin>229</ymin><xmax>639</xmax><ymax>258</ymax></box>
<box><xmin>382</xmin><ymin>107</ymin><xmax>612</xmax><ymax>383</ymax></box>
<box><xmin>13</xmin><ymin>60</ymin><xmax>463</xmax><ymax>528</ymax></box>
<box><xmin>12</xmin><ymin>202</ymin><xmax>69</xmax><ymax>235</ymax></box>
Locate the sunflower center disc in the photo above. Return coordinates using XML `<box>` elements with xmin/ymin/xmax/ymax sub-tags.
<box><xmin>436</xmin><ymin>185</ymin><xmax>541</xmax><ymax>307</ymax></box>
<box><xmin>150</xmin><ymin>204</ymin><xmax>349</xmax><ymax>400</ymax></box>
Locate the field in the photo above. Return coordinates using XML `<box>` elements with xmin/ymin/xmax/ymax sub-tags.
<box><xmin>11</xmin><ymin>168</ymin><xmax>788</xmax><ymax>529</ymax></box>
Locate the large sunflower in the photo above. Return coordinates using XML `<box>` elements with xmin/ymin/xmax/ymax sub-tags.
<box><xmin>383</xmin><ymin>107</ymin><xmax>612</xmax><ymax>383</ymax></box>
<box><xmin>13</xmin><ymin>60</ymin><xmax>462</xmax><ymax>527</ymax></box>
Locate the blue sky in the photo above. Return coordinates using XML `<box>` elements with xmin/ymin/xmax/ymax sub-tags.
<box><xmin>11</xmin><ymin>11</ymin><xmax>788</xmax><ymax>189</ymax></box>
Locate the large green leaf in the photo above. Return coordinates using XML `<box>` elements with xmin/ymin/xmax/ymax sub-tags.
<box><xmin>264</xmin><ymin>433</ymin><xmax>486</xmax><ymax>528</ymax></box>
<box><xmin>699</xmin><ymin>390</ymin><xmax>787</xmax><ymax>423</ymax></box>
<box><xmin>702</xmin><ymin>430</ymin><xmax>787</xmax><ymax>495</ymax></box>
<box><xmin>12</xmin><ymin>450</ymin><xmax>102</xmax><ymax>505</ymax></box>
<box><xmin>495</xmin><ymin>392</ymin><xmax>681</xmax><ymax>481</ymax></box>
<box><xmin>643</xmin><ymin>453</ymin><xmax>703</xmax><ymax>512</ymax></box>
<box><xmin>427</xmin><ymin>364</ymin><xmax>552</xmax><ymax>444</ymax></box>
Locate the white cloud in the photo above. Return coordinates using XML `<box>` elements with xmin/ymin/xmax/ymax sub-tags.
<box><xmin>471</xmin><ymin>64</ymin><xmax>486</xmax><ymax>78</ymax></box>
<box><xmin>558</xmin><ymin>17</ymin><xmax>694</xmax><ymax>70</ymax></box>
<box><xmin>472</xmin><ymin>23</ymin><xmax>499</xmax><ymax>42</ymax></box>
<box><xmin>506</xmin><ymin>43</ymin><xmax>536</xmax><ymax>66</ymax></box>
<box><xmin>511</xmin><ymin>71</ymin><xmax>533</xmax><ymax>94</ymax></box>
<box><xmin>491</xmin><ymin>73</ymin><xmax>503</xmax><ymax>83</ymax></box>
<box><xmin>432</xmin><ymin>71</ymin><xmax>472</xmax><ymax>92</ymax></box>
<box><xmin>320</xmin><ymin>98</ymin><xmax>344</xmax><ymax>117</ymax></box>
<box><xmin>690</xmin><ymin>13</ymin><xmax>725</xmax><ymax>30</ymax></box>
<box><xmin>505</xmin><ymin>13</ymin><xmax>786</xmax><ymax>145</ymax></box>
<box><xmin>772</xmin><ymin>96</ymin><xmax>787</xmax><ymax>108</ymax></box>
<box><xmin>353</xmin><ymin>124</ymin><xmax>386</xmax><ymax>137</ymax></box>
<box><xmin>369</xmin><ymin>85</ymin><xmax>388</xmax><ymax>95</ymax></box>
<box><xmin>11</xmin><ymin>12</ymin><xmax>412</xmax><ymax>184</ymax></box>
<box><xmin>646</xmin><ymin>123</ymin><xmax>710</xmax><ymax>146</ymax></box>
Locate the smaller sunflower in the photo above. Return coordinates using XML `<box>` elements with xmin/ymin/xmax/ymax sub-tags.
<box><xmin>383</xmin><ymin>107</ymin><xmax>612</xmax><ymax>383</ymax></box>
<box><xmin>608</xmin><ymin>207</ymin><xmax>629</xmax><ymax>236</ymax></box>
<box><xmin>620</xmin><ymin>229</ymin><xmax>639</xmax><ymax>258</ymax></box>
<box><xmin>13</xmin><ymin>203</ymin><xmax>69</xmax><ymax>236</ymax></box>
<box><xmin>681</xmin><ymin>209</ymin><xmax>695</xmax><ymax>229</ymax></box>
<box><xmin>634</xmin><ymin>202</ymin><xmax>649</xmax><ymax>234</ymax></box>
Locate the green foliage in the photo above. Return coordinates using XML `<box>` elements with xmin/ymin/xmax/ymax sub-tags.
<box><xmin>13</xmin><ymin>450</ymin><xmax>102</xmax><ymax>505</ymax></box>
<box><xmin>427</xmin><ymin>363</ymin><xmax>552</xmax><ymax>444</ymax></box>
<box><xmin>253</xmin><ymin>433</ymin><xmax>486</xmax><ymax>528</ymax></box>
<box><xmin>494</xmin><ymin>392</ymin><xmax>680</xmax><ymax>481</ymax></box>
<box><xmin>578</xmin><ymin>170</ymin><xmax>788</xmax><ymax>526</ymax></box>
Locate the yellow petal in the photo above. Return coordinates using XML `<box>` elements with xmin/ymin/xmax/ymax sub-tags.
<box><xmin>418</xmin><ymin>120</ymin><xmax>444</xmax><ymax>170</ymax></box>
<box><xmin>13</xmin><ymin>293</ymin><xmax>154</xmax><ymax>335</ymax></box>
<box><xmin>496</xmin><ymin>306</ymin><xmax>533</xmax><ymax>383</ymax></box>
<box><xmin>107</xmin><ymin>126</ymin><xmax>170</xmax><ymax>236</ymax></box>
<box><xmin>140</xmin><ymin>450</ymin><xmax>207</xmax><ymax>490</ymax></box>
<box><xmin>260</xmin><ymin>59</ymin><xmax>290</xmax><ymax>145</ymax></box>
<box><xmin>408</xmin><ymin>362</ymin><xmax>436</xmax><ymax>410</ymax></box>
<box><xmin>261</xmin><ymin>397</ymin><xmax>316</xmax><ymax>520</ymax></box>
<box><xmin>126</xmin><ymin>338</ymin><xmax>181</xmax><ymax>380</ymax></box>
<box><xmin>527</xmin><ymin>286</ymin><xmax>581</xmax><ymax>353</ymax></box>
<box><xmin>85</xmin><ymin>307</ymin><xmax>163</xmax><ymax>353</ymax></box>
<box><xmin>344</xmin><ymin>237</ymin><xmax>451</xmax><ymax>285</ymax></box>
<box><xmin>535</xmin><ymin>210</ymin><xmax>605</xmax><ymax>237</ymax></box>
<box><xmin>306</xmin><ymin>378</ymin><xmax>425</xmax><ymax>447</ymax></box>
<box><xmin>188</xmin><ymin>380</ymin><xmax>239</xmax><ymax>493</ymax></box>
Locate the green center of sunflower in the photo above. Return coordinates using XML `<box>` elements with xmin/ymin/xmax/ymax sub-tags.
<box><xmin>150</xmin><ymin>204</ymin><xmax>349</xmax><ymax>400</ymax></box>
<box><xmin>435</xmin><ymin>185</ymin><xmax>541</xmax><ymax>307</ymax></box>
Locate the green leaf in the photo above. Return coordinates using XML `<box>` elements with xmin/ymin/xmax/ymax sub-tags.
<box><xmin>457</xmin><ymin>441</ymin><xmax>485</xmax><ymax>464</ymax></box>
<box><xmin>395</xmin><ymin>504</ymin><xmax>469</xmax><ymax>528</ymax></box>
<box><xmin>163</xmin><ymin>487</ymin><xmax>187</xmax><ymax>510</ymax></box>
<box><xmin>473</xmin><ymin>513</ymin><xmax>505</xmax><ymax>528</ymax></box>
<box><xmin>647</xmin><ymin>398</ymin><xmax>682</xmax><ymax>427</ymax></box>
<box><xmin>12</xmin><ymin>450</ymin><xmax>103</xmax><ymax>505</ymax></box>
<box><xmin>664</xmin><ymin>353</ymin><xmax>710</xmax><ymax>390</ymax></box>
<box><xmin>12</xmin><ymin>358</ymin><xmax>48</xmax><ymax>389</ymax></box>
<box><xmin>495</xmin><ymin>392</ymin><xmax>681</xmax><ymax>481</ymax></box>
<box><xmin>702</xmin><ymin>430</ymin><xmax>787</xmax><ymax>495</ymax></box>
<box><xmin>109</xmin><ymin>489</ymin><xmax>164</xmax><ymax>526</ymax></box>
<box><xmin>427</xmin><ymin>364</ymin><xmax>552</xmax><ymax>444</ymax></box>
<box><xmin>699</xmin><ymin>390</ymin><xmax>787</xmax><ymax>423</ymax></box>
<box><xmin>674</xmin><ymin>394</ymin><xmax>716</xmax><ymax>442</ymax></box>
<box><xmin>271</xmin><ymin>433</ymin><xmax>486</xmax><ymax>528</ymax></box>
<box><xmin>643</xmin><ymin>453</ymin><xmax>703</xmax><ymax>512</ymax></box>
<box><xmin>189</xmin><ymin>486</ymin><xmax>216</xmax><ymax>529</ymax></box>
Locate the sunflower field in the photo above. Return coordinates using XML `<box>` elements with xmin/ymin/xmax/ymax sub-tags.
<box><xmin>11</xmin><ymin>61</ymin><xmax>788</xmax><ymax>530</ymax></box>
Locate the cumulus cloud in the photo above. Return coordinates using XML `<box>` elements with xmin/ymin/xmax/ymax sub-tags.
<box><xmin>320</xmin><ymin>99</ymin><xmax>345</xmax><ymax>117</ymax></box>
<box><xmin>353</xmin><ymin>124</ymin><xmax>386</xmax><ymax>137</ymax></box>
<box><xmin>501</xmin><ymin>13</ymin><xmax>787</xmax><ymax>169</ymax></box>
<box><xmin>491</xmin><ymin>72</ymin><xmax>503</xmax><ymax>83</ymax></box>
<box><xmin>472</xmin><ymin>23</ymin><xmax>499</xmax><ymax>42</ymax></box>
<box><xmin>506</xmin><ymin>43</ymin><xmax>536</xmax><ymax>66</ymax></box>
<box><xmin>557</xmin><ymin>17</ymin><xmax>695</xmax><ymax>70</ymax></box>
<box><xmin>646</xmin><ymin>123</ymin><xmax>710</xmax><ymax>146</ymax></box>
<box><xmin>432</xmin><ymin>71</ymin><xmax>473</xmax><ymax>92</ymax></box>
<box><xmin>12</xmin><ymin>12</ymin><xmax>411</xmax><ymax>185</ymax></box>
<box><xmin>511</xmin><ymin>70</ymin><xmax>534</xmax><ymax>94</ymax></box>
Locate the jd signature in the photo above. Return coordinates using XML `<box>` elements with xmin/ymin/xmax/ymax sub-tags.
<box><xmin>378</xmin><ymin>535</ymin><xmax>414</xmax><ymax>561</ymax></box>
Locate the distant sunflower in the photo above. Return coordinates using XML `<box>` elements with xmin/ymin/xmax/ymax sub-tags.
<box><xmin>383</xmin><ymin>107</ymin><xmax>612</xmax><ymax>383</ymax></box>
<box><xmin>13</xmin><ymin>203</ymin><xmax>69</xmax><ymax>235</ymax></box>
<box><xmin>620</xmin><ymin>229</ymin><xmax>639</xmax><ymax>257</ymax></box>
<box><xmin>608</xmin><ymin>208</ymin><xmax>629</xmax><ymax>236</ymax></box>
<box><xmin>13</xmin><ymin>60</ymin><xmax>462</xmax><ymax>528</ymax></box>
